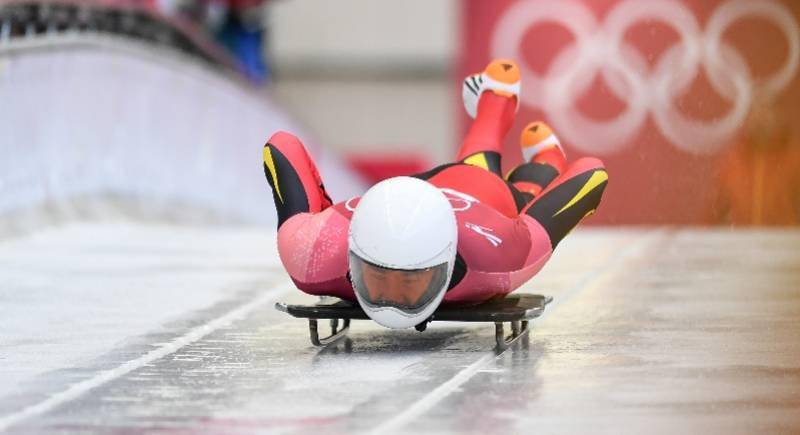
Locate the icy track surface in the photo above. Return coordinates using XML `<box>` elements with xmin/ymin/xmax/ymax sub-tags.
<box><xmin>1</xmin><ymin>224</ymin><xmax>799</xmax><ymax>434</ymax></box>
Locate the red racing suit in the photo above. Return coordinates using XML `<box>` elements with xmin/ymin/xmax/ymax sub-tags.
<box><xmin>263</xmin><ymin>93</ymin><xmax>608</xmax><ymax>305</ymax></box>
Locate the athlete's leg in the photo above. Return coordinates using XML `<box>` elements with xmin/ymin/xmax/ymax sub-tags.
<box><xmin>507</xmin><ymin>121</ymin><xmax>567</xmax><ymax>197</ymax></box>
<box><xmin>262</xmin><ymin>131</ymin><xmax>333</xmax><ymax>228</ymax></box>
<box><xmin>522</xmin><ymin>157</ymin><xmax>608</xmax><ymax>248</ymax></box>
<box><xmin>457</xmin><ymin>59</ymin><xmax>520</xmax><ymax>176</ymax></box>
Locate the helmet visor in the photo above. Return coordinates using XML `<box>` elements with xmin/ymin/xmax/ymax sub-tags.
<box><xmin>349</xmin><ymin>251</ymin><xmax>449</xmax><ymax>314</ymax></box>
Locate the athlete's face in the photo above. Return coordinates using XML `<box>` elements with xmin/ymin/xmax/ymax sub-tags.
<box><xmin>360</xmin><ymin>263</ymin><xmax>436</xmax><ymax>307</ymax></box>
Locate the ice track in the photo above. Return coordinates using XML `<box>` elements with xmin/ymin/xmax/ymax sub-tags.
<box><xmin>1</xmin><ymin>224</ymin><xmax>799</xmax><ymax>434</ymax></box>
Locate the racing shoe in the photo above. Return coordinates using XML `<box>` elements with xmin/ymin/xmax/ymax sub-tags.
<box><xmin>462</xmin><ymin>59</ymin><xmax>521</xmax><ymax>119</ymax></box>
<box><xmin>520</xmin><ymin>121</ymin><xmax>566</xmax><ymax>173</ymax></box>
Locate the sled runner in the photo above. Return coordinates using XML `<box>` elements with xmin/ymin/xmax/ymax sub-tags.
<box><xmin>275</xmin><ymin>293</ymin><xmax>552</xmax><ymax>349</ymax></box>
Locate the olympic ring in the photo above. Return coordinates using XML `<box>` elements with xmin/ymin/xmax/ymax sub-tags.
<box><xmin>345</xmin><ymin>197</ymin><xmax>358</xmax><ymax>212</ymax></box>
<box><xmin>440</xmin><ymin>187</ymin><xmax>478</xmax><ymax>211</ymax></box>
<box><xmin>491</xmin><ymin>0</ymin><xmax>800</xmax><ymax>155</ymax></box>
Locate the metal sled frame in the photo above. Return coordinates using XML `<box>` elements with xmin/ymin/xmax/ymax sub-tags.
<box><xmin>495</xmin><ymin>320</ymin><xmax>528</xmax><ymax>350</ymax></box>
<box><xmin>275</xmin><ymin>294</ymin><xmax>552</xmax><ymax>349</ymax></box>
<box><xmin>307</xmin><ymin>318</ymin><xmax>351</xmax><ymax>346</ymax></box>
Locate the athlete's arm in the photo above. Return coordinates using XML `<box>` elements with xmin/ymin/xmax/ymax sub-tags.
<box><xmin>262</xmin><ymin>131</ymin><xmax>354</xmax><ymax>300</ymax></box>
<box><xmin>275</xmin><ymin>205</ymin><xmax>357</xmax><ymax>301</ymax></box>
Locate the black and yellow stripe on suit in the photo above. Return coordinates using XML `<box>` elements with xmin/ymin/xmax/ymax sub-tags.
<box><xmin>524</xmin><ymin>168</ymin><xmax>608</xmax><ymax>248</ymax></box>
<box><xmin>263</xmin><ymin>144</ymin><xmax>312</xmax><ymax>227</ymax></box>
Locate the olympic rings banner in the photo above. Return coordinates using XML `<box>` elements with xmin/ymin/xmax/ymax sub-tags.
<box><xmin>461</xmin><ymin>0</ymin><xmax>800</xmax><ymax>224</ymax></box>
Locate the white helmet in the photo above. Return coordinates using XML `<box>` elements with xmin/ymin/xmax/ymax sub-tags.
<box><xmin>348</xmin><ymin>176</ymin><xmax>458</xmax><ymax>329</ymax></box>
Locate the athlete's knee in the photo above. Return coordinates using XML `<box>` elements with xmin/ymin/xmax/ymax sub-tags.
<box><xmin>563</xmin><ymin>158</ymin><xmax>608</xmax><ymax>209</ymax></box>
<box><xmin>266</xmin><ymin>130</ymin><xmax>306</xmax><ymax>154</ymax></box>
<box><xmin>264</xmin><ymin>131</ymin><xmax>315</xmax><ymax>173</ymax></box>
<box><xmin>263</xmin><ymin>131</ymin><xmax>331</xmax><ymax>227</ymax></box>
<box><xmin>574</xmin><ymin>156</ymin><xmax>607</xmax><ymax>185</ymax></box>
<box><xmin>523</xmin><ymin>157</ymin><xmax>608</xmax><ymax>248</ymax></box>
<box><xmin>554</xmin><ymin>157</ymin><xmax>608</xmax><ymax>205</ymax></box>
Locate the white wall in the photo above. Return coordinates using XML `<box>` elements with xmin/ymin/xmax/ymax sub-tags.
<box><xmin>0</xmin><ymin>36</ymin><xmax>365</xmax><ymax>225</ymax></box>
<box><xmin>269</xmin><ymin>0</ymin><xmax>456</xmax><ymax>72</ymax></box>
<box><xmin>267</xmin><ymin>0</ymin><xmax>459</xmax><ymax>164</ymax></box>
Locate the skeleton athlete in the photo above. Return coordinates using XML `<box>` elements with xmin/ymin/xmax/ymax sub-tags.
<box><xmin>263</xmin><ymin>59</ymin><xmax>608</xmax><ymax>329</ymax></box>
